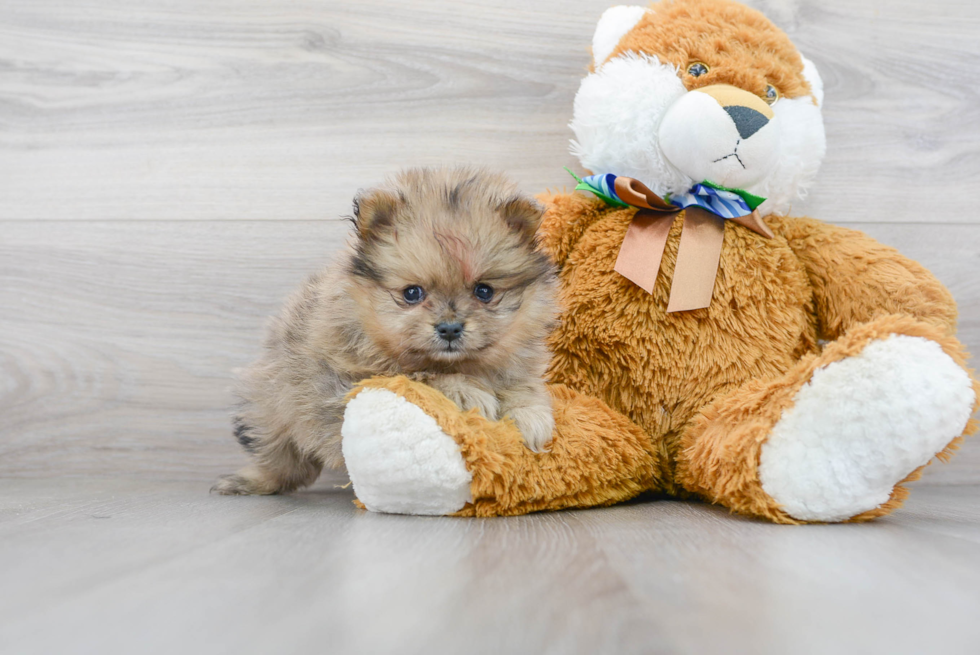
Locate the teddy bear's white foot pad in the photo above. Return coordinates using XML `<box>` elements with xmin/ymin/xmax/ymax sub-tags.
<box><xmin>759</xmin><ymin>335</ymin><xmax>975</xmax><ymax>522</ymax></box>
<box><xmin>342</xmin><ymin>388</ymin><xmax>472</xmax><ymax>515</ymax></box>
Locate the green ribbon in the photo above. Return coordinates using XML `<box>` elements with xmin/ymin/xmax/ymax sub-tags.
<box><xmin>565</xmin><ymin>167</ymin><xmax>765</xmax><ymax>212</ymax></box>
<box><xmin>698</xmin><ymin>180</ymin><xmax>766</xmax><ymax>211</ymax></box>
<box><xmin>564</xmin><ymin>167</ymin><xmax>628</xmax><ymax>207</ymax></box>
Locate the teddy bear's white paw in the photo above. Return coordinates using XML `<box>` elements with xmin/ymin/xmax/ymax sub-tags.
<box><xmin>341</xmin><ymin>388</ymin><xmax>472</xmax><ymax>515</ymax></box>
<box><xmin>759</xmin><ymin>335</ymin><xmax>975</xmax><ymax>522</ymax></box>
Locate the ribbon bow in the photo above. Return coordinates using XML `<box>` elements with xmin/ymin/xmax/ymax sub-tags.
<box><xmin>568</xmin><ymin>169</ymin><xmax>773</xmax><ymax>312</ymax></box>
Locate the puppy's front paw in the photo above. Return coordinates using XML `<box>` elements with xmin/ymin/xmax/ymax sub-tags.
<box><xmin>449</xmin><ymin>385</ymin><xmax>500</xmax><ymax>421</ymax></box>
<box><xmin>425</xmin><ymin>375</ymin><xmax>501</xmax><ymax>421</ymax></box>
<box><xmin>507</xmin><ymin>405</ymin><xmax>555</xmax><ymax>452</ymax></box>
<box><xmin>210</xmin><ymin>468</ymin><xmax>277</xmax><ymax>495</ymax></box>
<box><xmin>211</xmin><ymin>474</ymin><xmax>258</xmax><ymax>495</ymax></box>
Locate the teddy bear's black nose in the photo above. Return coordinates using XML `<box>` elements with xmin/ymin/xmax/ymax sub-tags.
<box><xmin>724</xmin><ymin>105</ymin><xmax>770</xmax><ymax>139</ymax></box>
<box><xmin>435</xmin><ymin>321</ymin><xmax>464</xmax><ymax>342</ymax></box>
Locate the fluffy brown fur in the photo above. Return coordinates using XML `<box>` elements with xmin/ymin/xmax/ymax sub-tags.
<box><xmin>213</xmin><ymin>167</ymin><xmax>557</xmax><ymax>495</ymax></box>
<box><xmin>344</xmin><ymin>198</ymin><xmax>977</xmax><ymax>521</ymax></box>
<box><xmin>334</xmin><ymin>0</ymin><xmax>977</xmax><ymax>523</ymax></box>
<box><xmin>537</xmin><ymin>196</ymin><xmax>978</xmax><ymax>514</ymax></box>
<box><xmin>347</xmin><ymin>376</ymin><xmax>667</xmax><ymax>517</ymax></box>
<box><xmin>606</xmin><ymin>0</ymin><xmax>815</xmax><ymax>102</ymax></box>
<box><xmin>677</xmin><ymin>313</ymin><xmax>979</xmax><ymax>524</ymax></box>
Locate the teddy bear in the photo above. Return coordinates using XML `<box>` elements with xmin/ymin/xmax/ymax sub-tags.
<box><xmin>339</xmin><ymin>0</ymin><xmax>979</xmax><ymax>523</ymax></box>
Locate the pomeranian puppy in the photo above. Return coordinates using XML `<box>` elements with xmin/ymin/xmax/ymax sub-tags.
<box><xmin>213</xmin><ymin>167</ymin><xmax>557</xmax><ymax>495</ymax></box>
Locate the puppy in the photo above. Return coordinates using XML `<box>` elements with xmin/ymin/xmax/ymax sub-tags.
<box><xmin>213</xmin><ymin>167</ymin><xmax>557</xmax><ymax>495</ymax></box>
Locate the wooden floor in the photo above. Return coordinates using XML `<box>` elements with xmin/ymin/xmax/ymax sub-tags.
<box><xmin>3</xmin><ymin>0</ymin><xmax>980</xmax><ymax>653</ymax></box>
<box><xmin>1</xmin><ymin>480</ymin><xmax>979</xmax><ymax>655</ymax></box>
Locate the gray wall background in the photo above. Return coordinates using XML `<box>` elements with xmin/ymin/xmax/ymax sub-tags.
<box><xmin>1</xmin><ymin>0</ymin><xmax>978</xmax><ymax>482</ymax></box>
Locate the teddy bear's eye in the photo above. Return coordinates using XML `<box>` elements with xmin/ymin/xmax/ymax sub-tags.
<box><xmin>402</xmin><ymin>285</ymin><xmax>425</xmax><ymax>304</ymax></box>
<box><xmin>764</xmin><ymin>84</ymin><xmax>779</xmax><ymax>105</ymax></box>
<box><xmin>687</xmin><ymin>62</ymin><xmax>710</xmax><ymax>77</ymax></box>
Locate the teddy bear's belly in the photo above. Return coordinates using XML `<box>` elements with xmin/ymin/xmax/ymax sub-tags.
<box><xmin>547</xmin><ymin>214</ymin><xmax>818</xmax><ymax>463</ymax></box>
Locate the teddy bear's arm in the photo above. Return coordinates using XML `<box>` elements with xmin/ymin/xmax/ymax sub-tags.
<box><xmin>536</xmin><ymin>191</ymin><xmax>617</xmax><ymax>270</ymax></box>
<box><xmin>343</xmin><ymin>376</ymin><xmax>668</xmax><ymax>516</ymax></box>
<box><xmin>768</xmin><ymin>215</ymin><xmax>958</xmax><ymax>339</ymax></box>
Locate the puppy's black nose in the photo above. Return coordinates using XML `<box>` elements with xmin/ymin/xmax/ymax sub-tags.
<box><xmin>435</xmin><ymin>321</ymin><xmax>464</xmax><ymax>342</ymax></box>
<box><xmin>724</xmin><ymin>105</ymin><xmax>769</xmax><ymax>140</ymax></box>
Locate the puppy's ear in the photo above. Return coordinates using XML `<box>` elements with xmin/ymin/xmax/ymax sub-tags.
<box><xmin>352</xmin><ymin>187</ymin><xmax>401</xmax><ymax>240</ymax></box>
<box><xmin>498</xmin><ymin>195</ymin><xmax>545</xmax><ymax>243</ymax></box>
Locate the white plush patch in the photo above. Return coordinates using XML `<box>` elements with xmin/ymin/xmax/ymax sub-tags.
<box><xmin>747</xmin><ymin>90</ymin><xmax>826</xmax><ymax>216</ymax></box>
<box><xmin>759</xmin><ymin>336</ymin><xmax>975</xmax><ymax>522</ymax></box>
<box><xmin>571</xmin><ymin>53</ymin><xmax>691</xmax><ymax>199</ymax></box>
<box><xmin>659</xmin><ymin>91</ymin><xmax>781</xmax><ymax>190</ymax></box>
<box><xmin>342</xmin><ymin>388</ymin><xmax>472</xmax><ymax>516</ymax></box>
<box><xmin>592</xmin><ymin>6</ymin><xmax>648</xmax><ymax>68</ymax></box>
<box><xmin>800</xmin><ymin>55</ymin><xmax>824</xmax><ymax>106</ymax></box>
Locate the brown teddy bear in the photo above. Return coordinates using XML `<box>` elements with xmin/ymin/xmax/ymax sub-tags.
<box><xmin>340</xmin><ymin>0</ymin><xmax>979</xmax><ymax>523</ymax></box>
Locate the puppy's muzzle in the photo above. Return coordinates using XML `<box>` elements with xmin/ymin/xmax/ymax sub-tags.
<box><xmin>435</xmin><ymin>321</ymin><xmax>464</xmax><ymax>343</ymax></box>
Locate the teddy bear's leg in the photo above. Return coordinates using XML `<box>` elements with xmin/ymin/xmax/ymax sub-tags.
<box><xmin>342</xmin><ymin>376</ymin><xmax>666</xmax><ymax>517</ymax></box>
<box><xmin>676</xmin><ymin>315</ymin><xmax>978</xmax><ymax>524</ymax></box>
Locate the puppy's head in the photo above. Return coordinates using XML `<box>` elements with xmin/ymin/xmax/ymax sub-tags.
<box><xmin>346</xmin><ymin>167</ymin><xmax>555</xmax><ymax>372</ymax></box>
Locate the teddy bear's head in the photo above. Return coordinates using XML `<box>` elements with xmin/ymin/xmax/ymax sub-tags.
<box><xmin>570</xmin><ymin>0</ymin><xmax>825</xmax><ymax>216</ymax></box>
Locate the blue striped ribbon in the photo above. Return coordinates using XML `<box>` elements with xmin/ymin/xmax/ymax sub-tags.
<box><xmin>574</xmin><ymin>173</ymin><xmax>628</xmax><ymax>208</ymax></box>
<box><xmin>573</xmin><ymin>172</ymin><xmax>758</xmax><ymax>220</ymax></box>
<box><xmin>667</xmin><ymin>183</ymin><xmax>753</xmax><ymax>219</ymax></box>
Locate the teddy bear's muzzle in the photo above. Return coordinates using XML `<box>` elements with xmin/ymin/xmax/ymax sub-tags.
<box><xmin>659</xmin><ymin>84</ymin><xmax>781</xmax><ymax>191</ymax></box>
<box><xmin>695</xmin><ymin>84</ymin><xmax>774</xmax><ymax>133</ymax></box>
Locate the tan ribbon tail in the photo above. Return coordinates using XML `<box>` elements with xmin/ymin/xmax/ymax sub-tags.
<box><xmin>614</xmin><ymin>209</ymin><xmax>678</xmax><ymax>294</ymax></box>
<box><xmin>613</xmin><ymin>177</ymin><xmax>678</xmax><ymax>213</ymax></box>
<box><xmin>666</xmin><ymin>207</ymin><xmax>726</xmax><ymax>313</ymax></box>
<box><xmin>730</xmin><ymin>209</ymin><xmax>774</xmax><ymax>239</ymax></box>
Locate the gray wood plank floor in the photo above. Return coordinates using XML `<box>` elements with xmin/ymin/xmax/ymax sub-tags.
<box><xmin>2</xmin><ymin>479</ymin><xmax>980</xmax><ymax>655</ymax></box>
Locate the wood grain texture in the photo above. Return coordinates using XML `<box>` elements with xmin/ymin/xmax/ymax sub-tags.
<box><xmin>1</xmin><ymin>0</ymin><xmax>979</xmax><ymax>482</ymax></box>
<box><xmin>0</xmin><ymin>220</ymin><xmax>351</xmax><ymax>481</ymax></box>
<box><xmin>2</xmin><ymin>479</ymin><xmax>980</xmax><ymax>655</ymax></box>
<box><xmin>1</xmin><ymin>220</ymin><xmax>978</xmax><ymax>482</ymax></box>
<box><xmin>2</xmin><ymin>2</ymin><xmax>979</xmax><ymax>651</ymax></box>
<box><xmin>0</xmin><ymin>0</ymin><xmax>978</xmax><ymax>222</ymax></box>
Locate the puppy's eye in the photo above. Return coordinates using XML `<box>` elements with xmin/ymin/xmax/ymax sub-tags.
<box><xmin>764</xmin><ymin>84</ymin><xmax>779</xmax><ymax>105</ymax></box>
<box><xmin>473</xmin><ymin>283</ymin><xmax>494</xmax><ymax>303</ymax></box>
<box><xmin>402</xmin><ymin>285</ymin><xmax>425</xmax><ymax>304</ymax></box>
<box><xmin>687</xmin><ymin>62</ymin><xmax>709</xmax><ymax>77</ymax></box>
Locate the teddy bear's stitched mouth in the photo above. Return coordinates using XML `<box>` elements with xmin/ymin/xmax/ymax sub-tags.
<box><xmin>712</xmin><ymin>139</ymin><xmax>746</xmax><ymax>169</ymax></box>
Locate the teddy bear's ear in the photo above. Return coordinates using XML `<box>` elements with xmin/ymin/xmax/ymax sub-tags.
<box><xmin>497</xmin><ymin>195</ymin><xmax>545</xmax><ymax>243</ymax></box>
<box><xmin>800</xmin><ymin>55</ymin><xmax>824</xmax><ymax>107</ymax></box>
<box><xmin>351</xmin><ymin>187</ymin><xmax>402</xmax><ymax>240</ymax></box>
<box><xmin>592</xmin><ymin>6</ymin><xmax>649</xmax><ymax>69</ymax></box>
